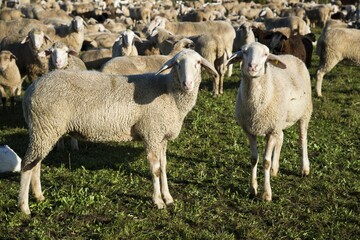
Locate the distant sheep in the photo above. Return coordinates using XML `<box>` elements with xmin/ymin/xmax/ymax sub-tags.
<box><xmin>40</xmin><ymin>41</ymin><xmax>88</xmax><ymax>150</ymax></box>
<box><xmin>227</xmin><ymin>42</ymin><xmax>312</xmax><ymax>201</ymax></box>
<box><xmin>316</xmin><ymin>27</ymin><xmax>360</xmax><ymax>97</ymax></box>
<box><xmin>112</xmin><ymin>29</ymin><xmax>143</xmax><ymax>57</ymax></box>
<box><xmin>0</xmin><ymin>50</ymin><xmax>22</xmax><ymax>111</ymax></box>
<box><xmin>101</xmin><ymin>39</ymin><xmax>194</xmax><ymax>75</ymax></box>
<box><xmin>19</xmin><ymin>49</ymin><xmax>218</xmax><ymax>215</ymax></box>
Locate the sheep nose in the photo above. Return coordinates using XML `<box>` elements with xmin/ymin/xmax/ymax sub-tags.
<box><xmin>248</xmin><ymin>63</ymin><xmax>258</xmax><ymax>71</ymax></box>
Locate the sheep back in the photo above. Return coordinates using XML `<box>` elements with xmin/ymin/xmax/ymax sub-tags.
<box><xmin>23</xmin><ymin>70</ymin><xmax>186</xmax><ymax>143</ymax></box>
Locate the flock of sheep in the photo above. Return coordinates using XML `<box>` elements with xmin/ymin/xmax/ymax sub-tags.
<box><xmin>0</xmin><ymin>0</ymin><xmax>358</xmax><ymax>215</ymax></box>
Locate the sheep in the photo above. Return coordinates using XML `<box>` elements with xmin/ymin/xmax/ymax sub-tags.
<box><xmin>315</xmin><ymin>27</ymin><xmax>360</xmax><ymax>97</ymax></box>
<box><xmin>18</xmin><ymin>49</ymin><xmax>218</xmax><ymax>215</ymax></box>
<box><xmin>149</xmin><ymin>27</ymin><xmax>228</xmax><ymax>96</ymax></box>
<box><xmin>258</xmin><ymin>15</ymin><xmax>311</xmax><ymax>35</ymax></box>
<box><xmin>102</xmin><ymin>18</ymin><xmax>127</xmax><ymax>33</ymax></box>
<box><xmin>0</xmin><ymin>145</ymin><xmax>21</xmax><ymax>173</ymax></box>
<box><xmin>101</xmin><ymin>39</ymin><xmax>195</xmax><ymax>74</ymax></box>
<box><xmin>269</xmin><ymin>31</ymin><xmax>315</xmax><ymax>67</ymax></box>
<box><xmin>0</xmin><ymin>50</ymin><xmax>23</xmax><ymax>111</ymax></box>
<box><xmin>43</xmin><ymin>42</ymin><xmax>87</xmax><ymax>72</ymax></box>
<box><xmin>112</xmin><ymin>29</ymin><xmax>143</xmax><ymax>58</ymax></box>
<box><xmin>128</xmin><ymin>5</ymin><xmax>151</xmax><ymax>23</ymax></box>
<box><xmin>0</xmin><ymin>27</ymin><xmax>52</xmax><ymax>79</ymax></box>
<box><xmin>50</xmin><ymin>16</ymin><xmax>86</xmax><ymax>53</ymax></box>
<box><xmin>38</xmin><ymin>41</ymin><xmax>87</xmax><ymax>151</ymax></box>
<box><xmin>0</xmin><ymin>8</ymin><xmax>24</xmax><ymax>21</ymax></box>
<box><xmin>146</xmin><ymin>16</ymin><xmax>236</xmax><ymax>76</ymax></box>
<box><xmin>80</xmin><ymin>48</ymin><xmax>112</xmax><ymax>70</ymax></box>
<box><xmin>226</xmin><ymin>42</ymin><xmax>312</xmax><ymax>201</ymax></box>
<box><xmin>233</xmin><ymin>22</ymin><xmax>256</xmax><ymax>52</ymax></box>
<box><xmin>305</xmin><ymin>5</ymin><xmax>332</xmax><ymax>27</ymax></box>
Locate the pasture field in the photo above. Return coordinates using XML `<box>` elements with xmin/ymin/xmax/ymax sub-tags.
<box><xmin>0</xmin><ymin>33</ymin><xmax>359</xmax><ymax>239</ymax></box>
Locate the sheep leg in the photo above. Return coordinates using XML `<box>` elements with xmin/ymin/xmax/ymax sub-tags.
<box><xmin>212</xmin><ymin>74</ymin><xmax>220</xmax><ymax>97</ymax></box>
<box><xmin>316</xmin><ymin>55</ymin><xmax>340</xmax><ymax>97</ymax></box>
<box><xmin>19</xmin><ymin>169</ymin><xmax>32</xmax><ymax>215</ymax></box>
<box><xmin>1</xmin><ymin>97</ymin><xmax>6</xmax><ymax>111</ymax></box>
<box><xmin>271</xmin><ymin>131</ymin><xmax>283</xmax><ymax>177</ymax></box>
<box><xmin>247</xmin><ymin>133</ymin><xmax>259</xmax><ymax>198</ymax></box>
<box><xmin>30</xmin><ymin>161</ymin><xmax>45</xmax><ymax>201</ymax></box>
<box><xmin>19</xmin><ymin>132</ymin><xmax>61</xmax><ymax>214</ymax></box>
<box><xmin>225</xmin><ymin>48</ymin><xmax>233</xmax><ymax>77</ymax></box>
<box><xmin>160</xmin><ymin>141</ymin><xmax>173</xmax><ymax>205</ymax></box>
<box><xmin>147</xmin><ymin>145</ymin><xmax>166</xmax><ymax>209</ymax></box>
<box><xmin>263</xmin><ymin>133</ymin><xmax>277</xmax><ymax>201</ymax></box>
<box><xmin>299</xmin><ymin>118</ymin><xmax>310</xmax><ymax>176</ymax></box>
<box><xmin>56</xmin><ymin>138</ymin><xmax>65</xmax><ymax>150</ymax></box>
<box><xmin>0</xmin><ymin>86</ymin><xmax>6</xmax><ymax>111</ymax></box>
<box><xmin>70</xmin><ymin>137</ymin><xmax>79</xmax><ymax>151</ymax></box>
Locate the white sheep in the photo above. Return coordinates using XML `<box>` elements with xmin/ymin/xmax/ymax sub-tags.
<box><xmin>51</xmin><ymin>16</ymin><xmax>86</xmax><ymax>53</ymax></box>
<box><xmin>147</xmin><ymin>16</ymin><xmax>236</xmax><ymax>76</ymax></box>
<box><xmin>0</xmin><ymin>50</ymin><xmax>22</xmax><ymax>111</ymax></box>
<box><xmin>149</xmin><ymin>27</ymin><xmax>227</xmax><ymax>96</ymax></box>
<box><xmin>38</xmin><ymin>41</ymin><xmax>87</xmax><ymax>151</ymax></box>
<box><xmin>43</xmin><ymin>41</ymin><xmax>87</xmax><ymax>72</ymax></box>
<box><xmin>316</xmin><ymin>27</ymin><xmax>360</xmax><ymax>97</ymax></box>
<box><xmin>112</xmin><ymin>29</ymin><xmax>143</xmax><ymax>58</ymax></box>
<box><xmin>226</xmin><ymin>42</ymin><xmax>313</xmax><ymax>201</ymax></box>
<box><xmin>0</xmin><ymin>145</ymin><xmax>21</xmax><ymax>173</ymax></box>
<box><xmin>19</xmin><ymin>49</ymin><xmax>218</xmax><ymax>215</ymax></box>
<box><xmin>101</xmin><ymin>39</ymin><xmax>194</xmax><ymax>75</ymax></box>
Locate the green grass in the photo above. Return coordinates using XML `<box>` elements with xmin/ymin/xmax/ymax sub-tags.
<box><xmin>0</xmin><ymin>31</ymin><xmax>359</xmax><ymax>239</ymax></box>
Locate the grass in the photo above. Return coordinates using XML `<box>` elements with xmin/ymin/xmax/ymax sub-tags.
<box><xmin>0</xmin><ymin>29</ymin><xmax>359</xmax><ymax>239</ymax></box>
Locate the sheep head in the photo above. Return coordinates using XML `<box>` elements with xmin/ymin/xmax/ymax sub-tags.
<box><xmin>117</xmin><ymin>29</ymin><xmax>142</xmax><ymax>48</ymax></box>
<box><xmin>21</xmin><ymin>28</ymin><xmax>52</xmax><ymax>51</ymax></box>
<box><xmin>41</xmin><ymin>42</ymin><xmax>77</xmax><ymax>69</ymax></box>
<box><xmin>72</xmin><ymin>16</ymin><xmax>86</xmax><ymax>33</ymax></box>
<box><xmin>0</xmin><ymin>51</ymin><xmax>17</xmax><ymax>72</ymax></box>
<box><xmin>156</xmin><ymin>49</ymin><xmax>218</xmax><ymax>93</ymax></box>
<box><xmin>226</xmin><ymin>42</ymin><xmax>286</xmax><ymax>78</ymax></box>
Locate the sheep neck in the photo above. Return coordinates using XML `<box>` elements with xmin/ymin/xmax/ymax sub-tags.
<box><xmin>240</xmin><ymin>68</ymin><xmax>274</xmax><ymax>113</ymax></box>
<box><xmin>1</xmin><ymin>63</ymin><xmax>20</xmax><ymax>82</ymax></box>
<box><xmin>169</xmin><ymin>70</ymin><xmax>200</xmax><ymax>117</ymax></box>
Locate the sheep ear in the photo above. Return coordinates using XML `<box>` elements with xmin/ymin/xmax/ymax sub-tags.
<box><xmin>226</xmin><ymin>51</ymin><xmax>243</xmax><ymax>66</ymax></box>
<box><xmin>155</xmin><ymin>58</ymin><xmax>176</xmax><ymax>75</ymax></box>
<box><xmin>10</xmin><ymin>53</ymin><xmax>17</xmax><ymax>61</ymax></box>
<box><xmin>67</xmin><ymin>49</ymin><xmax>78</xmax><ymax>56</ymax></box>
<box><xmin>134</xmin><ymin>34</ymin><xmax>143</xmax><ymax>43</ymax></box>
<box><xmin>200</xmin><ymin>57</ymin><xmax>218</xmax><ymax>78</ymax></box>
<box><xmin>186</xmin><ymin>42</ymin><xmax>195</xmax><ymax>50</ymax></box>
<box><xmin>21</xmin><ymin>36</ymin><xmax>30</xmax><ymax>44</ymax></box>
<box><xmin>44</xmin><ymin>34</ymin><xmax>52</xmax><ymax>43</ymax></box>
<box><xmin>38</xmin><ymin>51</ymin><xmax>48</xmax><ymax>58</ymax></box>
<box><xmin>267</xmin><ymin>54</ymin><xmax>287</xmax><ymax>69</ymax></box>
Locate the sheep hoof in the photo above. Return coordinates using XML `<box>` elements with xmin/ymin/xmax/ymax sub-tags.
<box><xmin>262</xmin><ymin>192</ymin><xmax>272</xmax><ymax>202</ymax></box>
<box><xmin>249</xmin><ymin>188</ymin><xmax>257</xmax><ymax>199</ymax></box>
<box><xmin>19</xmin><ymin>206</ymin><xmax>31</xmax><ymax>215</ymax></box>
<box><xmin>35</xmin><ymin>194</ymin><xmax>45</xmax><ymax>202</ymax></box>
<box><xmin>165</xmin><ymin>198</ymin><xmax>174</xmax><ymax>206</ymax></box>
<box><xmin>154</xmin><ymin>199</ymin><xmax>166</xmax><ymax>209</ymax></box>
<box><xmin>270</xmin><ymin>168</ymin><xmax>278</xmax><ymax>177</ymax></box>
<box><xmin>301</xmin><ymin>169</ymin><xmax>310</xmax><ymax>177</ymax></box>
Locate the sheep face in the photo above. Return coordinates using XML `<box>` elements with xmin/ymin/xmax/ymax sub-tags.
<box><xmin>21</xmin><ymin>29</ymin><xmax>51</xmax><ymax>51</ymax></box>
<box><xmin>227</xmin><ymin>42</ymin><xmax>287</xmax><ymax>78</ymax></box>
<box><xmin>72</xmin><ymin>17</ymin><xmax>85</xmax><ymax>33</ymax></box>
<box><xmin>120</xmin><ymin>30</ymin><xmax>137</xmax><ymax>47</ymax></box>
<box><xmin>156</xmin><ymin>49</ymin><xmax>218</xmax><ymax>93</ymax></box>
<box><xmin>45</xmin><ymin>42</ymin><xmax>77</xmax><ymax>69</ymax></box>
<box><xmin>0</xmin><ymin>51</ymin><xmax>16</xmax><ymax>72</ymax></box>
